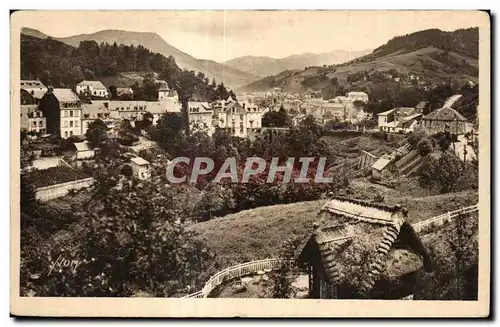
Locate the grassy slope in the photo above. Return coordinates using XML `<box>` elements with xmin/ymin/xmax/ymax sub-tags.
<box><xmin>239</xmin><ymin>46</ymin><xmax>478</xmax><ymax>92</ymax></box>
<box><xmin>190</xmin><ymin>186</ymin><xmax>478</xmax><ymax>267</ymax></box>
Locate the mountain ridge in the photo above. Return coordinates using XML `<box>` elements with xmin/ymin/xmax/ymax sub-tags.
<box><xmin>224</xmin><ymin>49</ymin><xmax>373</xmax><ymax>78</ymax></box>
<box><xmin>238</xmin><ymin>27</ymin><xmax>479</xmax><ymax>93</ymax></box>
<box><xmin>21</xmin><ymin>27</ymin><xmax>259</xmax><ymax>89</ymax></box>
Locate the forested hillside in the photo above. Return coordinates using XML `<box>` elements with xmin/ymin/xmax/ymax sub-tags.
<box><xmin>238</xmin><ymin>28</ymin><xmax>479</xmax><ymax>118</ymax></box>
<box><xmin>20</xmin><ymin>34</ymin><xmax>234</xmax><ymax>103</ymax></box>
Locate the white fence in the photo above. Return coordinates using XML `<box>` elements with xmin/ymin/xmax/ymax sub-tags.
<box><xmin>183</xmin><ymin>258</ymin><xmax>290</xmax><ymax>298</ymax></box>
<box><xmin>183</xmin><ymin>204</ymin><xmax>479</xmax><ymax>298</ymax></box>
<box><xmin>412</xmin><ymin>204</ymin><xmax>478</xmax><ymax>232</ymax></box>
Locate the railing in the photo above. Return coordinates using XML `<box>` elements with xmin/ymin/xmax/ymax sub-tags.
<box><xmin>412</xmin><ymin>204</ymin><xmax>478</xmax><ymax>232</ymax></box>
<box><xmin>183</xmin><ymin>258</ymin><xmax>291</xmax><ymax>298</ymax></box>
<box><xmin>184</xmin><ymin>204</ymin><xmax>478</xmax><ymax>298</ymax></box>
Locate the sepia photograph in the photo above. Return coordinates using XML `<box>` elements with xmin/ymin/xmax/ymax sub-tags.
<box><xmin>10</xmin><ymin>9</ymin><xmax>490</xmax><ymax>317</ymax></box>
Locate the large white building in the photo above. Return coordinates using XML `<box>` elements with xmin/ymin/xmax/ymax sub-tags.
<box><xmin>76</xmin><ymin>80</ymin><xmax>109</xmax><ymax>98</ymax></box>
<box><xmin>187</xmin><ymin>99</ymin><xmax>264</xmax><ymax>138</ymax></box>
<box><xmin>347</xmin><ymin>91</ymin><xmax>369</xmax><ymax>103</ymax></box>
<box><xmin>51</xmin><ymin>89</ymin><xmax>83</xmax><ymax>138</ymax></box>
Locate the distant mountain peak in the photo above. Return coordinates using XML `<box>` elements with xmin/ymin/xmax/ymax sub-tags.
<box><xmin>24</xmin><ymin>28</ymin><xmax>258</xmax><ymax>88</ymax></box>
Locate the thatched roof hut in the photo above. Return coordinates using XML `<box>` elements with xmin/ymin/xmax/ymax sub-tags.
<box><xmin>295</xmin><ymin>196</ymin><xmax>432</xmax><ymax>299</ymax></box>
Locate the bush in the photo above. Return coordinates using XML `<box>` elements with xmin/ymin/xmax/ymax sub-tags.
<box><xmin>417</xmin><ymin>153</ymin><xmax>476</xmax><ymax>194</ymax></box>
<box><xmin>407</xmin><ymin>131</ymin><xmax>426</xmax><ymax>149</ymax></box>
<box><xmin>417</xmin><ymin>138</ymin><xmax>434</xmax><ymax>156</ymax></box>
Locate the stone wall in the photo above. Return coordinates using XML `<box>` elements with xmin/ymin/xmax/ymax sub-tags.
<box><xmin>35</xmin><ymin>177</ymin><xmax>94</xmax><ymax>202</ymax></box>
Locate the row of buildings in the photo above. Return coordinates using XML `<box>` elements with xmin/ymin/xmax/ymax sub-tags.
<box><xmin>20</xmin><ymin>80</ymin><xmax>181</xmax><ymax>138</ymax></box>
<box><xmin>187</xmin><ymin>99</ymin><xmax>264</xmax><ymax>138</ymax></box>
<box><xmin>377</xmin><ymin>95</ymin><xmax>472</xmax><ymax>135</ymax></box>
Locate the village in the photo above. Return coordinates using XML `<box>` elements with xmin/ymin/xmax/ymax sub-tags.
<box><xmin>17</xmin><ymin>14</ymin><xmax>482</xmax><ymax>305</ymax></box>
<box><xmin>21</xmin><ymin>77</ymin><xmax>477</xmax><ymax>186</ymax></box>
<box><xmin>19</xmin><ymin>74</ymin><xmax>480</xmax><ymax>302</ymax></box>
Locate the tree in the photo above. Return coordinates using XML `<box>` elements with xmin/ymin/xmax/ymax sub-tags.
<box><xmin>109</xmin><ymin>85</ymin><xmax>118</xmax><ymax>100</ymax></box>
<box><xmin>262</xmin><ymin>107</ymin><xmax>291</xmax><ymax>128</ymax></box>
<box><xmin>438</xmin><ymin>133</ymin><xmax>452</xmax><ymax>152</ymax></box>
<box><xmin>417</xmin><ymin>138</ymin><xmax>434</xmax><ymax>156</ymax></box>
<box><xmin>352</xmin><ymin>100</ymin><xmax>365</xmax><ymax>110</ymax></box>
<box><xmin>85</xmin><ymin>119</ymin><xmax>109</xmax><ymax>148</ymax></box>
<box><xmin>407</xmin><ymin>131</ymin><xmax>426</xmax><ymax>149</ymax></box>
<box><xmin>415</xmin><ymin>213</ymin><xmax>478</xmax><ymax>300</ymax></box>
<box><xmin>418</xmin><ymin>153</ymin><xmax>465</xmax><ymax>194</ymax></box>
<box><xmin>21</xmin><ymin>176</ymin><xmax>216</xmax><ymax>297</ymax></box>
<box><xmin>272</xmin><ymin>235</ymin><xmax>302</xmax><ymax>298</ymax></box>
<box><xmin>151</xmin><ymin>113</ymin><xmax>186</xmax><ymax>154</ymax></box>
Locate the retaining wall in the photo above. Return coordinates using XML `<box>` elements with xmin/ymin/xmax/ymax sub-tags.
<box><xmin>35</xmin><ymin>177</ymin><xmax>94</xmax><ymax>202</ymax></box>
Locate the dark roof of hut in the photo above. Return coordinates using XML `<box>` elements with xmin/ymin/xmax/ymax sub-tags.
<box><xmin>295</xmin><ymin>196</ymin><xmax>431</xmax><ymax>295</ymax></box>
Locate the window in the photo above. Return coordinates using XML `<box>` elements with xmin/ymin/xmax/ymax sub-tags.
<box><xmin>75</xmin><ymin>120</ymin><xmax>79</xmax><ymax>127</ymax></box>
<box><xmin>64</xmin><ymin>121</ymin><xmax>68</xmax><ymax>128</ymax></box>
<box><xmin>64</xmin><ymin>131</ymin><xmax>68</xmax><ymax>138</ymax></box>
<box><xmin>70</xmin><ymin>110</ymin><xmax>73</xmax><ymax>117</ymax></box>
<box><xmin>70</xmin><ymin>131</ymin><xmax>73</xmax><ymax>136</ymax></box>
<box><xmin>70</xmin><ymin>121</ymin><xmax>73</xmax><ymax>128</ymax></box>
<box><xmin>32</xmin><ymin>121</ymin><xmax>37</xmax><ymax>127</ymax></box>
<box><xmin>64</xmin><ymin>111</ymin><xmax>68</xmax><ymax>117</ymax></box>
<box><xmin>39</xmin><ymin>121</ymin><xmax>43</xmax><ymax>127</ymax></box>
<box><xmin>240</xmin><ymin>114</ymin><xmax>244</xmax><ymax>120</ymax></box>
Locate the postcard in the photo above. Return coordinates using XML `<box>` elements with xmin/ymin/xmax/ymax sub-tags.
<box><xmin>10</xmin><ymin>10</ymin><xmax>490</xmax><ymax>317</ymax></box>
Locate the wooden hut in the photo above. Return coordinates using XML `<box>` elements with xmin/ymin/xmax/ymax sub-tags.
<box><xmin>295</xmin><ymin>196</ymin><xmax>432</xmax><ymax>299</ymax></box>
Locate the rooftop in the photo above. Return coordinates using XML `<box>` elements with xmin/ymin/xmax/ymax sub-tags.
<box><xmin>52</xmin><ymin>89</ymin><xmax>81</xmax><ymax>102</ymax></box>
<box><xmin>21</xmin><ymin>80</ymin><xmax>47</xmax><ymax>89</ymax></box>
<box><xmin>371</xmin><ymin>156</ymin><xmax>392</xmax><ymax>171</ymax></box>
<box><xmin>296</xmin><ymin>196</ymin><xmax>431</xmax><ymax>295</ymax></box>
<box><xmin>377</xmin><ymin>108</ymin><xmax>397</xmax><ymax>116</ymax></box>
<box><xmin>423</xmin><ymin>107</ymin><xmax>468</xmax><ymax>122</ymax></box>
<box><xmin>77</xmin><ymin>80</ymin><xmax>107</xmax><ymax>90</ymax></box>
<box><xmin>130</xmin><ymin>156</ymin><xmax>150</xmax><ymax>166</ymax></box>
<box><xmin>74</xmin><ymin>141</ymin><xmax>93</xmax><ymax>152</ymax></box>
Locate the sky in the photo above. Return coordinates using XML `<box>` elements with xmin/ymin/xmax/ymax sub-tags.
<box><xmin>17</xmin><ymin>10</ymin><xmax>482</xmax><ymax>62</ymax></box>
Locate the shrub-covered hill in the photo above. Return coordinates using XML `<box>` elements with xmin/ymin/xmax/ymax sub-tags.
<box><xmin>238</xmin><ymin>28</ymin><xmax>479</xmax><ymax>94</ymax></box>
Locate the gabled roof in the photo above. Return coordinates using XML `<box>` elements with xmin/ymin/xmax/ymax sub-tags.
<box><xmin>225</xmin><ymin>101</ymin><xmax>246</xmax><ymax>114</ymax></box>
<box><xmin>130</xmin><ymin>156</ymin><xmax>149</xmax><ymax>166</ymax></box>
<box><xmin>377</xmin><ymin>108</ymin><xmax>397</xmax><ymax>116</ymax></box>
<box><xmin>401</xmin><ymin>113</ymin><xmax>422</xmax><ymax>122</ymax></box>
<box><xmin>296</xmin><ymin>196</ymin><xmax>431</xmax><ymax>296</ymax></box>
<box><xmin>21</xmin><ymin>105</ymin><xmax>40</xmax><ymax>117</ymax></box>
<box><xmin>52</xmin><ymin>89</ymin><xmax>81</xmax><ymax>102</ymax></box>
<box><xmin>394</xmin><ymin>107</ymin><xmax>416</xmax><ymax>116</ymax></box>
<box><xmin>423</xmin><ymin>107</ymin><xmax>468</xmax><ymax>122</ymax></box>
<box><xmin>372</xmin><ymin>156</ymin><xmax>392</xmax><ymax>171</ymax></box>
<box><xmin>74</xmin><ymin>141</ymin><xmax>93</xmax><ymax>152</ymax></box>
<box><xmin>21</xmin><ymin>80</ymin><xmax>46</xmax><ymax>89</ymax></box>
<box><xmin>158</xmin><ymin>82</ymin><xmax>170</xmax><ymax>91</ymax></box>
<box><xmin>116</xmin><ymin>88</ymin><xmax>134</xmax><ymax>96</ymax></box>
<box><xmin>415</xmin><ymin>101</ymin><xmax>429</xmax><ymax>110</ymax></box>
<box><xmin>347</xmin><ymin>91</ymin><xmax>369</xmax><ymax>97</ymax></box>
<box><xmin>77</xmin><ymin>80</ymin><xmax>107</xmax><ymax>90</ymax></box>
